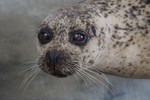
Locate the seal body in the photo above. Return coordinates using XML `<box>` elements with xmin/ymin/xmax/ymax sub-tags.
<box><xmin>37</xmin><ymin>0</ymin><xmax>150</xmax><ymax>78</ymax></box>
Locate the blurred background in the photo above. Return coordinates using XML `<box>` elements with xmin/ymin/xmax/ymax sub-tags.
<box><xmin>0</xmin><ymin>0</ymin><xmax>150</xmax><ymax>100</ymax></box>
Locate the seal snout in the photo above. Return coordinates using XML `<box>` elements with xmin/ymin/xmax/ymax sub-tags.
<box><xmin>45</xmin><ymin>51</ymin><xmax>68</xmax><ymax>77</ymax></box>
<box><xmin>46</xmin><ymin>51</ymin><xmax>62</xmax><ymax>69</ymax></box>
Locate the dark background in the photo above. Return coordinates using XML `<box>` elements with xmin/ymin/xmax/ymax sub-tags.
<box><xmin>0</xmin><ymin>0</ymin><xmax>150</xmax><ymax>100</ymax></box>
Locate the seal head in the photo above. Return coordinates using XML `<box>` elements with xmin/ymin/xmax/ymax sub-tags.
<box><xmin>37</xmin><ymin>0</ymin><xmax>150</xmax><ymax>78</ymax></box>
<box><xmin>37</xmin><ymin>4</ymin><xmax>108</xmax><ymax>77</ymax></box>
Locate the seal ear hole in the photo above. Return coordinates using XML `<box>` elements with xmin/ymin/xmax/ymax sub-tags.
<box><xmin>69</xmin><ymin>30</ymin><xmax>89</xmax><ymax>46</ymax></box>
<box><xmin>38</xmin><ymin>26</ymin><xmax>53</xmax><ymax>44</ymax></box>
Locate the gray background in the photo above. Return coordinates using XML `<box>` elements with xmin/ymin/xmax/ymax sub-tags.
<box><xmin>0</xmin><ymin>0</ymin><xmax>150</xmax><ymax>100</ymax></box>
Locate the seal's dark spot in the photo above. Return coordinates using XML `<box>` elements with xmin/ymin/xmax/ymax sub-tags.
<box><xmin>85</xmin><ymin>49</ymin><xmax>89</xmax><ymax>52</ymax></box>
<box><xmin>89</xmin><ymin>60</ymin><xmax>94</xmax><ymax>64</ymax></box>
<box><xmin>98</xmin><ymin>40</ymin><xmax>101</xmax><ymax>46</ymax></box>
<box><xmin>91</xmin><ymin>26</ymin><xmax>97</xmax><ymax>36</ymax></box>
<box><xmin>125</xmin><ymin>43</ymin><xmax>129</xmax><ymax>47</ymax></box>
<box><xmin>128</xmin><ymin>36</ymin><xmax>133</xmax><ymax>42</ymax></box>
<box><xmin>147</xmin><ymin>19</ymin><xmax>150</xmax><ymax>25</ymax></box>
<box><xmin>128</xmin><ymin>3</ymin><xmax>132</xmax><ymax>6</ymax></box>
<box><xmin>117</xmin><ymin>70</ymin><xmax>121</xmax><ymax>72</ymax></box>
<box><xmin>146</xmin><ymin>11</ymin><xmax>149</xmax><ymax>15</ymax></box>
<box><xmin>140</xmin><ymin>5</ymin><xmax>146</xmax><ymax>8</ymax></box>
<box><xmin>124</xmin><ymin>14</ymin><xmax>128</xmax><ymax>18</ymax></box>
<box><xmin>112</xmin><ymin>34</ymin><xmax>116</xmax><ymax>39</ymax></box>
<box><xmin>140</xmin><ymin>60</ymin><xmax>144</xmax><ymax>64</ymax></box>
<box><xmin>128</xmin><ymin>63</ymin><xmax>133</xmax><ymax>66</ymax></box>
<box><xmin>113</xmin><ymin>44</ymin><xmax>116</xmax><ymax>48</ymax></box>
<box><xmin>104</xmin><ymin>13</ymin><xmax>108</xmax><ymax>18</ymax></box>
<box><xmin>145</xmin><ymin>30</ymin><xmax>149</xmax><ymax>34</ymax></box>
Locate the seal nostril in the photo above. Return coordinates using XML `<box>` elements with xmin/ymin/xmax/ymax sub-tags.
<box><xmin>46</xmin><ymin>51</ymin><xmax>62</xmax><ymax>69</ymax></box>
<box><xmin>55</xmin><ymin>53</ymin><xmax>61</xmax><ymax>64</ymax></box>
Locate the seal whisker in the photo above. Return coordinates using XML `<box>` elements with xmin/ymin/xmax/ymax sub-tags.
<box><xmin>22</xmin><ymin>58</ymin><xmax>39</xmax><ymax>66</ymax></box>
<box><xmin>68</xmin><ymin>62</ymin><xmax>96</xmax><ymax>86</ymax></box>
<box><xmin>76</xmin><ymin>71</ymin><xmax>89</xmax><ymax>87</ymax></box>
<box><xmin>84</xmin><ymin>68</ymin><xmax>114</xmax><ymax>87</ymax></box>
<box><xmin>79</xmin><ymin>68</ymin><xmax>114</xmax><ymax>95</ymax></box>
<box><xmin>80</xmin><ymin>61</ymin><xmax>114</xmax><ymax>88</ymax></box>
<box><xmin>74</xmin><ymin>68</ymin><xmax>89</xmax><ymax>87</ymax></box>
<box><xmin>22</xmin><ymin>70</ymin><xmax>40</xmax><ymax>94</ymax></box>
<box><xmin>68</xmin><ymin>67</ymin><xmax>80</xmax><ymax>85</ymax></box>
<box><xmin>79</xmin><ymin>67</ymin><xmax>110</xmax><ymax>88</ymax></box>
<box><xmin>24</xmin><ymin>67</ymin><xmax>39</xmax><ymax>77</ymax></box>
<box><xmin>89</xmin><ymin>67</ymin><xmax>114</xmax><ymax>88</ymax></box>
<box><xmin>79</xmin><ymin>62</ymin><xmax>114</xmax><ymax>95</ymax></box>
<box><xmin>75</xmin><ymin>68</ymin><xmax>93</xmax><ymax>86</ymax></box>
<box><xmin>19</xmin><ymin>65</ymin><xmax>38</xmax><ymax>75</ymax></box>
<box><xmin>83</xmin><ymin>68</ymin><xmax>115</xmax><ymax>96</ymax></box>
<box><xmin>79</xmin><ymin>69</ymin><xmax>102</xmax><ymax>87</ymax></box>
<box><xmin>23</xmin><ymin>62</ymin><xmax>38</xmax><ymax>66</ymax></box>
<box><xmin>20</xmin><ymin>59</ymin><xmax>39</xmax><ymax>75</ymax></box>
<box><xmin>20</xmin><ymin>67</ymin><xmax>39</xmax><ymax>88</ymax></box>
<box><xmin>84</xmin><ymin>68</ymin><xmax>115</xmax><ymax>96</ymax></box>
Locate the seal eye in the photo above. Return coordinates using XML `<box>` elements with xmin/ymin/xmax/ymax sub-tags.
<box><xmin>70</xmin><ymin>30</ymin><xmax>89</xmax><ymax>46</ymax></box>
<box><xmin>38</xmin><ymin>27</ymin><xmax>53</xmax><ymax>44</ymax></box>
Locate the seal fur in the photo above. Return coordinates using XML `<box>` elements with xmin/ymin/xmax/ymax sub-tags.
<box><xmin>37</xmin><ymin>0</ymin><xmax>150</xmax><ymax>78</ymax></box>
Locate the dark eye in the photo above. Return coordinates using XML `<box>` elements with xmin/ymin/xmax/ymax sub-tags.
<box><xmin>69</xmin><ymin>30</ymin><xmax>89</xmax><ymax>46</ymax></box>
<box><xmin>38</xmin><ymin>27</ymin><xmax>53</xmax><ymax>44</ymax></box>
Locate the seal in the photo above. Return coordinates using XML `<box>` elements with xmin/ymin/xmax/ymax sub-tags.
<box><xmin>36</xmin><ymin>0</ymin><xmax>150</xmax><ymax>78</ymax></box>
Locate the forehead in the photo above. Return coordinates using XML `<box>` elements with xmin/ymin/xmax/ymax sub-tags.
<box><xmin>50</xmin><ymin>4</ymin><xmax>95</xmax><ymax>21</ymax></box>
<box><xmin>40</xmin><ymin>5</ymin><xmax>97</xmax><ymax>31</ymax></box>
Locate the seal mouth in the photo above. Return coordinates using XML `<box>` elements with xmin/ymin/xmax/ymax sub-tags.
<box><xmin>51</xmin><ymin>68</ymin><xmax>77</xmax><ymax>77</ymax></box>
<box><xmin>51</xmin><ymin>71</ymin><xmax>68</xmax><ymax>78</ymax></box>
<box><xmin>40</xmin><ymin>67</ymin><xmax>75</xmax><ymax>78</ymax></box>
<box><xmin>38</xmin><ymin>51</ymin><xmax>79</xmax><ymax>78</ymax></box>
<box><xmin>39</xmin><ymin>60</ymin><xmax>77</xmax><ymax>78</ymax></box>
<box><xmin>39</xmin><ymin>63</ymin><xmax>77</xmax><ymax>78</ymax></box>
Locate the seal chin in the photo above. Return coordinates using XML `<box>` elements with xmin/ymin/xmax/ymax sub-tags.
<box><xmin>51</xmin><ymin>72</ymin><xmax>68</xmax><ymax>78</ymax></box>
<box><xmin>39</xmin><ymin>65</ymin><xmax>75</xmax><ymax>78</ymax></box>
<box><xmin>46</xmin><ymin>69</ymin><xmax>73</xmax><ymax>78</ymax></box>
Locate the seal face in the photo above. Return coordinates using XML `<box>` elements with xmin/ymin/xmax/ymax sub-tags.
<box><xmin>37</xmin><ymin>4</ymin><xmax>107</xmax><ymax>77</ymax></box>
<box><xmin>37</xmin><ymin>0</ymin><xmax>150</xmax><ymax>78</ymax></box>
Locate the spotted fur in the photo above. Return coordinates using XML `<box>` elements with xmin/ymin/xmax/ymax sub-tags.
<box><xmin>37</xmin><ymin>0</ymin><xmax>150</xmax><ymax>78</ymax></box>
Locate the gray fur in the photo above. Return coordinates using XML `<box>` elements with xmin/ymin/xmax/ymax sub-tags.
<box><xmin>38</xmin><ymin>0</ymin><xmax>150</xmax><ymax>78</ymax></box>
<box><xmin>1</xmin><ymin>0</ymin><xmax>150</xmax><ymax>100</ymax></box>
